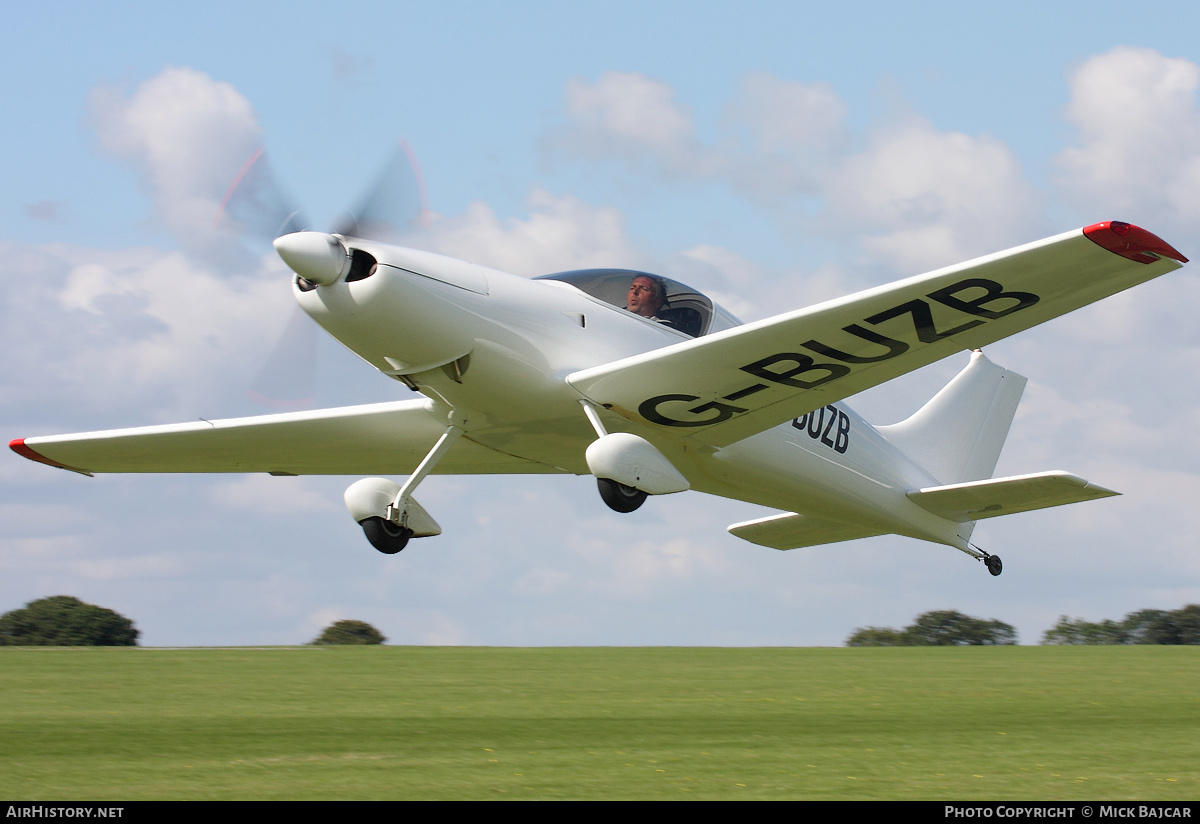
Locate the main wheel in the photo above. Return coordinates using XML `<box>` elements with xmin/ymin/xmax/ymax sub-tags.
<box><xmin>597</xmin><ymin>478</ymin><xmax>648</xmax><ymax>513</ymax></box>
<box><xmin>360</xmin><ymin>517</ymin><xmax>413</xmax><ymax>554</ymax></box>
<box><xmin>985</xmin><ymin>554</ymin><xmax>1003</xmax><ymax>576</ymax></box>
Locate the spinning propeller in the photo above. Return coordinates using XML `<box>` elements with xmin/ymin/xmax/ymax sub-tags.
<box><xmin>213</xmin><ymin>142</ymin><xmax>429</xmax><ymax>409</ymax></box>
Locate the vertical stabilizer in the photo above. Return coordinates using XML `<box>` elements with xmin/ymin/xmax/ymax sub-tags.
<box><xmin>876</xmin><ymin>351</ymin><xmax>1026</xmax><ymax>485</ymax></box>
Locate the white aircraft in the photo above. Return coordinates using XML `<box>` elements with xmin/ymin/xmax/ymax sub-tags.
<box><xmin>10</xmin><ymin>220</ymin><xmax>1187</xmax><ymax>576</ymax></box>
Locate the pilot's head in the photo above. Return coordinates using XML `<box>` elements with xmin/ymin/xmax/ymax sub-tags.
<box><xmin>626</xmin><ymin>275</ymin><xmax>666</xmax><ymax>318</ymax></box>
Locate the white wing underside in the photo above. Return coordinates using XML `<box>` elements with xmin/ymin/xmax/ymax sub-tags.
<box><xmin>14</xmin><ymin>399</ymin><xmax>561</xmax><ymax>476</ymax></box>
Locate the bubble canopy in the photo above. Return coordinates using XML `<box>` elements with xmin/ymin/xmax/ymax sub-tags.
<box><xmin>534</xmin><ymin>268</ymin><xmax>741</xmax><ymax>338</ymax></box>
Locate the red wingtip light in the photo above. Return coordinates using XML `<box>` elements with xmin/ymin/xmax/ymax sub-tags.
<box><xmin>1083</xmin><ymin>221</ymin><xmax>1188</xmax><ymax>264</ymax></box>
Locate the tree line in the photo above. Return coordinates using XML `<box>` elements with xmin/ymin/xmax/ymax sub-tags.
<box><xmin>1041</xmin><ymin>605</ymin><xmax>1200</xmax><ymax>645</ymax></box>
<box><xmin>3</xmin><ymin>596</ymin><xmax>1197</xmax><ymax>647</ymax></box>
<box><xmin>847</xmin><ymin>605</ymin><xmax>1200</xmax><ymax>646</ymax></box>
<box><xmin>846</xmin><ymin>610</ymin><xmax>1017</xmax><ymax>646</ymax></box>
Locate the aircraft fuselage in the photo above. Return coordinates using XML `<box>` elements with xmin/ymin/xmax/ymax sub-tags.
<box><xmin>296</xmin><ymin>236</ymin><xmax>965</xmax><ymax>550</ymax></box>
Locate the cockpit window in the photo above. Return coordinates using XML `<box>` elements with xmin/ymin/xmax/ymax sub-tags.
<box><xmin>534</xmin><ymin>268</ymin><xmax>740</xmax><ymax>337</ymax></box>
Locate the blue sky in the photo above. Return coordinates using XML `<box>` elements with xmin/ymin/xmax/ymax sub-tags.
<box><xmin>3</xmin><ymin>1</ymin><xmax>1200</xmax><ymax>645</ymax></box>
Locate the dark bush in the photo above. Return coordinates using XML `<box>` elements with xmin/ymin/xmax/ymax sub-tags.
<box><xmin>311</xmin><ymin>619</ymin><xmax>386</xmax><ymax>645</ymax></box>
<box><xmin>0</xmin><ymin>596</ymin><xmax>138</xmax><ymax>646</ymax></box>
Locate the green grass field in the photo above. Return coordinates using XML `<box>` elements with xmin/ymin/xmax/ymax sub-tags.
<box><xmin>0</xmin><ymin>646</ymin><xmax>1196</xmax><ymax>800</ymax></box>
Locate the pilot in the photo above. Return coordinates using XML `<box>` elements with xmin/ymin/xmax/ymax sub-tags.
<box><xmin>626</xmin><ymin>275</ymin><xmax>667</xmax><ymax>319</ymax></box>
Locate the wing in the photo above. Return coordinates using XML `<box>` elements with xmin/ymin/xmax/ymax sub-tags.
<box><xmin>569</xmin><ymin>222</ymin><xmax>1186</xmax><ymax>447</ymax></box>
<box><xmin>11</xmin><ymin>399</ymin><xmax>560</xmax><ymax>476</ymax></box>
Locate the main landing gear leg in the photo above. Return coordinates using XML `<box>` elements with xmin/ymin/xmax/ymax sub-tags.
<box><xmin>388</xmin><ymin>424</ymin><xmax>458</xmax><ymax>515</ymax></box>
<box><xmin>387</xmin><ymin>424</ymin><xmax>462</xmax><ymax>523</ymax></box>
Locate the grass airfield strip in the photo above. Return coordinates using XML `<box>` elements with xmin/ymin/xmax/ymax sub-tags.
<box><xmin>0</xmin><ymin>646</ymin><xmax>1195</xmax><ymax>800</ymax></box>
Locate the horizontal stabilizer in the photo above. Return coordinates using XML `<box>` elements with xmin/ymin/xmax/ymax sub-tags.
<box><xmin>728</xmin><ymin>512</ymin><xmax>884</xmax><ymax>550</ymax></box>
<box><xmin>907</xmin><ymin>471</ymin><xmax>1118</xmax><ymax>522</ymax></box>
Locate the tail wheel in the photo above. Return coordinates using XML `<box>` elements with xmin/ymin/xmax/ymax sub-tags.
<box><xmin>360</xmin><ymin>517</ymin><xmax>413</xmax><ymax>554</ymax></box>
<box><xmin>597</xmin><ymin>478</ymin><xmax>647</xmax><ymax>513</ymax></box>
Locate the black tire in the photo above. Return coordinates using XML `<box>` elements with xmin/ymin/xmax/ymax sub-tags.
<box><xmin>360</xmin><ymin>517</ymin><xmax>412</xmax><ymax>554</ymax></box>
<box><xmin>597</xmin><ymin>478</ymin><xmax>648</xmax><ymax>513</ymax></box>
<box><xmin>985</xmin><ymin>555</ymin><xmax>1003</xmax><ymax>577</ymax></box>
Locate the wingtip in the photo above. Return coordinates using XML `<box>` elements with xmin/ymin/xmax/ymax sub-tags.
<box><xmin>1083</xmin><ymin>221</ymin><xmax>1188</xmax><ymax>264</ymax></box>
<box><xmin>9</xmin><ymin>438</ymin><xmax>94</xmax><ymax>476</ymax></box>
<box><xmin>9</xmin><ymin>437</ymin><xmax>34</xmax><ymax>459</ymax></box>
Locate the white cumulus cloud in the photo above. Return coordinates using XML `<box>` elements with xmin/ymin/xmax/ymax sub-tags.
<box><xmin>412</xmin><ymin>188</ymin><xmax>651</xmax><ymax>276</ymax></box>
<box><xmin>89</xmin><ymin>67</ymin><xmax>275</xmax><ymax>261</ymax></box>
<box><xmin>825</xmin><ymin>118</ymin><xmax>1044</xmax><ymax>273</ymax></box>
<box><xmin>555</xmin><ymin>71</ymin><xmax>712</xmax><ymax>178</ymax></box>
<box><xmin>1056</xmin><ymin>46</ymin><xmax>1200</xmax><ymax>234</ymax></box>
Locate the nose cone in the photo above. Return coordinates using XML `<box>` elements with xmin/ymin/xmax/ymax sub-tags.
<box><xmin>274</xmin><ymin>232</ymin><xmax>350</xmax><ymax>286</ymax></box>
